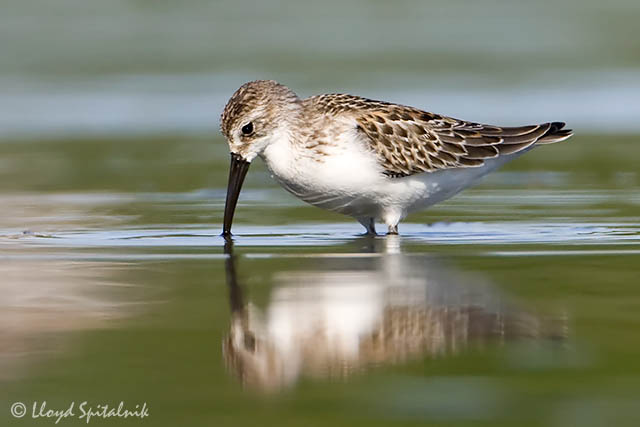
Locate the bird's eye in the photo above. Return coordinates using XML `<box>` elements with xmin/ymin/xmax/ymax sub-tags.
<box><xmin>241</xmin><ymin>122</ymin><xmax>254</xmax><ymax>135</ymax></box>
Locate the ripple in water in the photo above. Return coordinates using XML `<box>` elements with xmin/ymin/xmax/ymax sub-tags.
<box><xmin>4</xmin><ymin>221</ymin><xmax>639</xmax><ymax>251</ymax></box>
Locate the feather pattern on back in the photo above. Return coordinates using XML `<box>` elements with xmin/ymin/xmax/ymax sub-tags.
<box><xmin>307</xmin><ymin>94</ymin><xmax>573</xmax><ymax>177</ymax></box>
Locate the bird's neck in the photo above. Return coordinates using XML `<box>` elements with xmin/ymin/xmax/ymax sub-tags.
<box><xmin>259</xmin><ymin>119</ymin><xmax>304</xmax><ymax>183</ymax></box>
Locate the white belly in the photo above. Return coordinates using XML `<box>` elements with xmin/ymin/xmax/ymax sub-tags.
<box><xmin>260</xmin><ymin>134</ymin><xmax>524</xmax><ymax>224</ymax></box>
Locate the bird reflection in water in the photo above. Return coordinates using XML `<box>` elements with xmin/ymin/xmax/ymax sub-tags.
<box><xmin>222</xmin><ymin>237</ymin><xmax>565</xmax><ymax>391</ymax></box>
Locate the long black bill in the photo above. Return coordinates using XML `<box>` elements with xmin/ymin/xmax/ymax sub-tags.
<box><xmin>222</xmin><ymin>153</ymin><xmax>251</xmax><ymax>236</ymax></box>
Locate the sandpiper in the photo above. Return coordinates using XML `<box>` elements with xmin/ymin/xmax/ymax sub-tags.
<box><xmin>220</xmin><ymin>80</ymin><xmax>573</xmax><ymax>236</ymax></box>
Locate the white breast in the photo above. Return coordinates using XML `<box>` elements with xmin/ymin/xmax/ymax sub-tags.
<box><xmin>260</xmin><ymin>123</ymin><xmax>389</xmax><ymax>217</ymax></box>
<box><xmin>260</xmin><ymin>125</ymin><xmax>526</xmax><ymax>223</ymax></box>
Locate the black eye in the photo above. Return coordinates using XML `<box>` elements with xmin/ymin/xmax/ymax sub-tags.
<box><xmin>241</xmin><ymin>122</ymin><xmax>253</xmax><ymax>135</ymax></box>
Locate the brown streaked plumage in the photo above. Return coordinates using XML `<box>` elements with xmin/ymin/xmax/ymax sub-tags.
<box><xmin>306</xmin><ymin>93</ymin><xmax>573</xmax><ymax>177</ymax></box>
<box><xmin>220</xmin><ymin>80</ymin><xmax>298</xmax><ymax>139</ymax></box>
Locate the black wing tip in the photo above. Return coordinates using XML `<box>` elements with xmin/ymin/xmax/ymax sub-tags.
<box><xmin>538</xmin><ymin>121</ymin><xmax>574</xmax><ymax>144</ymax></box>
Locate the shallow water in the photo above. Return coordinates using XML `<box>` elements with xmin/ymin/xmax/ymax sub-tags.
<box><xmin>2</xmin><ymin>0</ymin><xmax>640</xmax><ymax>423</ymax></box>
<box><xmin>1</xmin><ymin>132</ymin><xmax>639</xmax><ymax>426</ymax></box>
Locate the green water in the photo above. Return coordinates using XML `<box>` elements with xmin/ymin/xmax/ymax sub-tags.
<box><xmin>1</xmin><ymin>132</ymin><xmax>639</xmax><ymax>426</ymax></box>
<box><xmin>2</xmin><ymin>0</ymin><xmax>640</xmax><ymax>425</ymax></box>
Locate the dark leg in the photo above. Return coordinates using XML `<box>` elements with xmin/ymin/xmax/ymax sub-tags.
<box><xmin>358</xmin><ymin>217</ymin><xmax>377</xmax><ymax>235</ymax></box>
<box><xmin>387</xmin><ymin>224</ymin><xmax>398</xmax><ymax>235</ymax></box>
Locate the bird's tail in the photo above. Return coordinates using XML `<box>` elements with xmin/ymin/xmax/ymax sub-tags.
<box><xmin>535</xmin><ymin>121</ymin><xmax>574</xmax><ymax>144</ymax></box>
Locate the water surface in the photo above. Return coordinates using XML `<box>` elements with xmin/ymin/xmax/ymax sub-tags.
<box><xmin>1</xmin><ymin>132</ymin><xmax>639</xmax><ymax>426</ymax></box>
<box><xmin>2</xmin><ymin>2</ymin><xmax>640</xmax><ymax>423</ymax></box>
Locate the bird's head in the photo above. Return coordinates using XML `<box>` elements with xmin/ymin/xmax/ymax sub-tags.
<box><xmin>219</xmin><ymin>80</ymin><xmax>299</xmax><ymax>236</ymax></box>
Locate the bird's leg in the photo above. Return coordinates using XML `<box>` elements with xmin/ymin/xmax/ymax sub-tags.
<box><xmin>357</xmin><ymin>217</ymin><xmax>377</xmax><ymax>235</ymax></box>
<box><xmin>382</xmin><ymin>210</ymin><xmax>401</xmax><ymax>236</ymax></box>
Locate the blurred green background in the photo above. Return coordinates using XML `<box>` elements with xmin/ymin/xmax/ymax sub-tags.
<box><xmin>1</xmin><ymin>1</ymin><xmax>640</xmax><ymax>426</ymax></box>
<box><xmin>2</xmin><ymin>0</ymin><xmax>640</xmax><ymax>140</ymax></box>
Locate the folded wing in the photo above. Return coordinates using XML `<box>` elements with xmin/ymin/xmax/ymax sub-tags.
<box><xmin>310</xmin><ymin>94</ymin><xmax>573</xmax><ymax>178</ymax></box>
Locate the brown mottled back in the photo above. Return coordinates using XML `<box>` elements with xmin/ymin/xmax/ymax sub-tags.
<box><xmin>307</xmin><ymin>94</ymin><xmax>573</xmax><ymax>177</ymax></box>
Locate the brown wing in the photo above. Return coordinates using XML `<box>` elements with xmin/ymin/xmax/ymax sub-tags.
<box><xmin>311</xmin><ymin>94</ymin><xmax>573</xmax><ymax>178</ymax></box>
